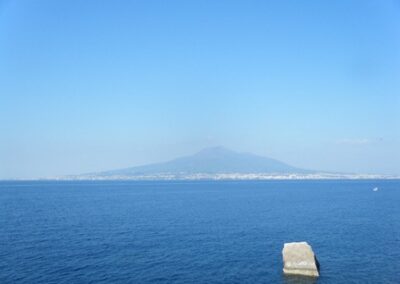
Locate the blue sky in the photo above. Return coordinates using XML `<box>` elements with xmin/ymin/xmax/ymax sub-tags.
<box><xmin>1</xmin><ymin>0</ymin><xmax>399</xmax><ymax>178</ymax></box>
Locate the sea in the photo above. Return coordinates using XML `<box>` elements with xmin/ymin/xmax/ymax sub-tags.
<box><xmin>1</xmin><ymin>180</ymin><xmax>399</xmax><ymax>284</ymax></box>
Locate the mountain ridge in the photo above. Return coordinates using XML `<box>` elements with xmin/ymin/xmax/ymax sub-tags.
<box><xmin>90</xmin><ymin>146</ymin><xmax>314</xmax><ymax>177</ymax></box>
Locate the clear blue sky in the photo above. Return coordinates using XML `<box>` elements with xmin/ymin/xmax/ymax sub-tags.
<box><xmin>1</xmin><ymin>0</ymin><xmax>399</xmax><ymax>178</ymax></box>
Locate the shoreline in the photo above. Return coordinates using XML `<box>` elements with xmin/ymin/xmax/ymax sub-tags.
<box><xmin>2</xmin><ymin>173</ymin><xmax>400</xmax><ymax>182</ymax></box>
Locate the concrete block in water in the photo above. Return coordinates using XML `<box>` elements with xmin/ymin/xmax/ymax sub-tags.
<box><xmin>282</xmin><ymin>242</ymin><xmax>319</xmax><ymax>277</ymax></box>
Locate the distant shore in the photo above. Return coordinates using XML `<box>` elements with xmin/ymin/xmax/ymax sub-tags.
<box><xmin>5</xmin><ymin>173</ymin><xmax>400</xmax><ymax>181</ymax></box>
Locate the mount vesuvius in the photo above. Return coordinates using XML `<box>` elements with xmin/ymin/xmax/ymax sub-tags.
<box><xmin>78</xmin><ymin>147</ymin><xmax>315</xmax><ymax>179</ymax></box>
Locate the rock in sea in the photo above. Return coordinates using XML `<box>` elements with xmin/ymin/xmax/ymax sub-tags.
<box><xmin>282</xmin><ymin>242</ymin><xmax>319</xmax><ymax>277</ymax></box>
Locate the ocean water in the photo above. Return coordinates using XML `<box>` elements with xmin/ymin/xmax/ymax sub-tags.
<box><xmin>0</xmin><ymin>180</ymin><xmax>399</xmax><ymax>284</ymax></box>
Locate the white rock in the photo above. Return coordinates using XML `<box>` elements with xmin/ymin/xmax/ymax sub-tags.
<box><xmin>282</xmin><ymin>241</ymin><xmax>319</xmax><ymax>277</ymax></box>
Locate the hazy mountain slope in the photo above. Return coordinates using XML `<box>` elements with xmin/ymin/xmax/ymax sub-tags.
<box><xmin>95</xmin><ymin>146</ymin><xmax>313</xmax><ymax>176</ymax></box>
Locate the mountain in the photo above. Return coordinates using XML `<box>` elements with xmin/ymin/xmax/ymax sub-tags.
<box><xmin>89</xmin><ymin>146</ymin><xmax>314</xmax><ymax>178</ymax></box>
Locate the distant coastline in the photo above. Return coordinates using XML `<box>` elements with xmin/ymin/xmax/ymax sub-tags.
<box><xmin>4</xmin><ymin>147</ymin><xmax>399</xmax><ymax>181</ymax></box>
<box><xmin>7</xmin><ymin>172</ymin><xmax>399</xmax><ymax>181</ymax></box>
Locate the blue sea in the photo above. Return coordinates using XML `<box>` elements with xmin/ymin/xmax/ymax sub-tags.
<box><xmin>1</xmin><ymin>180</ymin><xmax>399</xmax><ymax>283</ymax></box>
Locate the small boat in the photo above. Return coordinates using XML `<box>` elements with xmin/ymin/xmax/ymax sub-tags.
<box><xmin>373</xmin><ymin>187</ymin><xmax>378</xmax><ymax>192</ymax></box>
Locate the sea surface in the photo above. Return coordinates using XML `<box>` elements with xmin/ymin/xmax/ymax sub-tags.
<box><xmin>1</xmin><ymin>180</ymin><xmax>399</xmax><ymax>284</ymax></box>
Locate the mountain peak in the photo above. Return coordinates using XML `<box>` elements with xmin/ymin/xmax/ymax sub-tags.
<box><xmin>194</xmin><ymin>146</ymin><xmax>236</xmax><ymax>157</ymax></box>
<box><xmin>93</xmin><ymin>146</ymin><xmax>313</xmax><ymax>177</ymax></box>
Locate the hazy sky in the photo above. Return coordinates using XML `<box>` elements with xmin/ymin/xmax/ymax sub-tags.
<box><xmin>1</xmin><ymin>0</ymin><xmax>399</xmax><ymax>178</ymax></box>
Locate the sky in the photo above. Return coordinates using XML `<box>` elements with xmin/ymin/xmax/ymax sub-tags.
<box><xmin>0</xmin><ymin>0</ymin><xmax>399</xmax><ymax>178</ymax></box>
